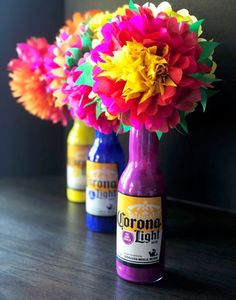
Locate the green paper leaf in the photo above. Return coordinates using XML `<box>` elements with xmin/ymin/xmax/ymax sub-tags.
<box><xmin>199</xmin><ymin>41</ymin><xmax>220</xmax><ymax>62</ymax></box>
<box><xmin>95</xmin><ymin>101</ymin><xmax>106</xmax><ymax>120</ymax></box>
<box><xmin>69</xmin><ymin>48</ymin><xmax>81</xmax><ymax>60</ymax></box>
<box><xmin>175</xmin><ymin>127</ymin><xmax>187</xmax><ymax>136</ymax></box>
<box><xmin>84</xmin><ymin>98</ymin><xmax>98</xmax><ymax>108</ymax></box>
<box><xmin>75</xmin><ymin>62</ymin><xmax>94</xmax><ymax>87</ymax></box>
<box><xmin>190</xmin><ymin>73</ymin><xmax>222</xmax><ymax>84</ymax></box>
<box><xmin>156</xmin><ymin>130</ymin><xmax>163</xmax><ymax>140</ymax></box>
<box><xmin>190</xmin><ymin>19</ymin><xmax>204</xmax><ymax>34</ymax></box>
<box><xmin>200</xmin><ymin>88</ymin><xmax>207</xmax><ymax>112</ymax></box>
<box><xmin>75</xmin><ymin>66</ymin><xmax>81</xmax><ymax>72</ymax></box>
<box><xmin>206</xmin><ymin>89</ymin><xmax>220</xmax><ymax>98</ymax></box>
<box><xmin>200</xmin><ymin>88</ymin><xmax>219</xmax><ymax>112</ymax></box>
<box><xmin>66</xmin><ymin>56</ymin><xmax>77</xmax><ymax>68</ymax></box>
<box><xmin>96</xmin><ymin>104</ymin><xmax>101</xmax><ymax>120</ymax></box>
<box><xmin>129</xmin><ymin>0</ymin><xmax>139</xmax><ymax>12</ymax></box>
<box><xmin>81</xmin><ymin>31</ymin><xmax>92</xmax><ymax>50</ymax></box>
<box><xmin>66</xmin><ymin>48</ymin><xmax>83</xmax><ymax>68</ymax></box>
<box><xmin>123</xmin><ymin>125</ymin><xmax>132</xmax><ymax>133</ymax></box>
<box><xmin>116</xmin><ymin>123</ymin><xmax>123</xmax><ymax>135</ymax></box>
<box><xmin>116</xmin><ymin>123</ymin><xmax>132</xmax><ymax>134</ymax></box>
<box><xmin>179</xmin><ymin>111</ymin><xmax>189</xmax><ymax>135</ymax></box>
<box><xmin>199</xmin><ymin>58</ymin><xmax>213</xmax><ymax>67</ymax></box>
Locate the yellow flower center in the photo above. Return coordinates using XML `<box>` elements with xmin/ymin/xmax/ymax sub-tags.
<box><xmin>89</xmin><ymin>6</ymin><xmax>128</xmax><ymax>47</ymax></box>
<box><xmin>98</xmin><ymin>40</ymin><xmax>176</xmax><ymax>103</ymax></box>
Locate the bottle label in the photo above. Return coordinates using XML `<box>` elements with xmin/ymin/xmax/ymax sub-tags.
<box><xmin>67</xmin><ymin>144</ymin><xmax>90</xmax><ymax>191</ymax></box>
<box><xmin>117</xmin><ymin>193</ymin><xmax>162</xmax><ymax>266</ymax></box>
<box><xmin>86</xmin><ymin>161</ymin><xmax>118</xmax><ymax>216</ymax></box>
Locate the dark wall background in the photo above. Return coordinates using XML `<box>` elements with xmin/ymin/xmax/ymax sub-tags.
<box><xmin>66</xmin><ymin>0</ymin><xmax>236</xmax><ymax>211</ymax></box>
<box><xmin>0</xmin><ymin>0</ymin><xmax>65</xmax><ymax>177</ymax></box>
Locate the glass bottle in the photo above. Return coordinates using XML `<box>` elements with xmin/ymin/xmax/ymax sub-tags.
<box><xmin>86</xmin><ymin>130</ymin><xmax>125</xmax><ymax>232</ymax></box>
<box><xmin>116</xmin><ymin>126</ymin><xmax>166</xmax><ymax>283</ymax></box>
<box><xmin>67</xmin><ymin>119</ymin><xmax>94</xmax><ymax>202</ymax></box>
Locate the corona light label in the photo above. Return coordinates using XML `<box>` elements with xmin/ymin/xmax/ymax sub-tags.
<box><xmin>117</xmin><ymin>193</ymin><xmax>162</xmax><ymax>266</ymax></box>
<box><xmin>86</xmin><ymin>161</ymin><xmax>118</xmax><ymax>216</ymax></box>
<box><xmin>67</xmin><ymin>144</ymin><xmax>90</xmax><ymax>191</ymax></box>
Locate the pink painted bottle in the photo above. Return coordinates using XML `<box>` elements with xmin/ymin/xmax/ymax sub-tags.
<box><xmin>116</xmin><ymin>126</ymin><xmax>166</xmax><ymax>283</ymax></box>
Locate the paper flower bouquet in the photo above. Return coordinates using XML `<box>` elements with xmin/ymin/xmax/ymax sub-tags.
<box><xmin>65</xmin><ymin>0</ymin><xmax>219</xmax><ymax>137</ymax></box>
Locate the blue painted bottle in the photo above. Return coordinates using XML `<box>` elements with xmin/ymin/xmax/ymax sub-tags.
<box><xmin>86</xmin><ymin>130</ymin><xmax>125</xmax><ymax>232</ymax></box>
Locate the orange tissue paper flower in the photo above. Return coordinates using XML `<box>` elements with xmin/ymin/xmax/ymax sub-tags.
<box><xmin>8</xmin><ymin>37</ymin><xmax>70</xmax><ymax>125</ymax></box>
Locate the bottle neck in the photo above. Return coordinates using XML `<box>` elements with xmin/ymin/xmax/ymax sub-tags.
<box><xmin>129</xmin><ymin>126</ymin><xmax>159</xmax><ymax>165</ymax></box>
<box><xmin>68</xmin><ymin>119</ymin><xmax>94</xmax><ymax>145</ymax></box>
<box><xmin>73</xmin><ymin>119</ymin><xmax>87</xmax><ymax>130</ymax></box>
<box><xmin>95</xmin><ymin>130</ymin><xmax>118</xmax><ymax>144</ymax></box>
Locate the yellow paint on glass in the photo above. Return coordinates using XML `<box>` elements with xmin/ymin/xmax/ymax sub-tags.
<box><xmin>67</xmin><ymin>119</ymin><xmax>94</xmax><ymax>203</ymax></box>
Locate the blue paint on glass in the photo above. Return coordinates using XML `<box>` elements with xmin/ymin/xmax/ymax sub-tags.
<box><xmin>86</xmin><ymin>130</ymin><xmax>125</xmax><ymax>233</ymax></box>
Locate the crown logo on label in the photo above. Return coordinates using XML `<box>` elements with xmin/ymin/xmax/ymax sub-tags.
<box><xmin>127</xmin><ymin>202</ymin><xmax>160</xmax><ymax>220</ymax></box>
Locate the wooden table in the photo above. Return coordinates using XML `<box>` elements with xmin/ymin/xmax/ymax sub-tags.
<box><xmin>0</xmin><ymin>177</ymin><xmax>235</xmax><ymax>300</ymax></box>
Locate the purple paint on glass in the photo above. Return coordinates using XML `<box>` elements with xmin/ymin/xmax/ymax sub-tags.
<box><xmin>116</xmin><ymin>126</ymin><xmax>166</xmax><ymax>283</ymax></box>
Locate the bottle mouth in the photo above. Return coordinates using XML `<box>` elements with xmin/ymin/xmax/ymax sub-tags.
<box><xmin>95</xmin><ymin>130</ymin><xmax>118</xmax><ymax>142</ymax></box>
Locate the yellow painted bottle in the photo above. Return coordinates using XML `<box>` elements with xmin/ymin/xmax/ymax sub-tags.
<box><xmin>67</xmin><ymin>119</ymin><xmax>94</xmax><ymax>202</ymax></box>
